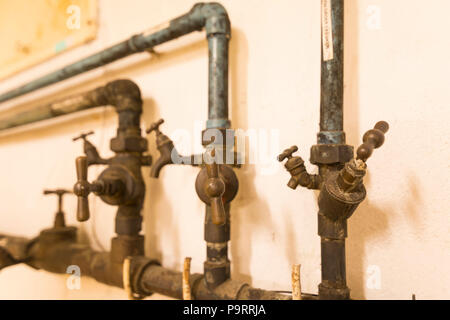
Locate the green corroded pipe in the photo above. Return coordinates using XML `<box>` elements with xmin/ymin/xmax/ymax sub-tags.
<box><xmin>0</xmin><ymin>2</ymin><xmax>231</xmax><ymax>131</ymax></box>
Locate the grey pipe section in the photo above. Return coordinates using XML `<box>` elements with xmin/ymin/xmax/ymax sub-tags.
<box><xmin>319</xmin><ymin>0</ymin><xmax>344</xmax><ymax>145</ymax></box>
<box><xmin>207</xmin><ymin>34</ymin><xmax>229</xmax><ymax>129</ymax></box>
<box><xmin>0</xmin><ymin>2</ymin><xmax>231</xmax><ymax>130</ymax></box>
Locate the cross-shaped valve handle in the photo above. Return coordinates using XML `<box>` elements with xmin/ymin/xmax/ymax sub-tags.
<box><xmin>43</xmin><ymin>189</ymin><xmax>72</xmax><ymax>213</ymax></box>
<box><xmin>277</xmin><ymin>146</ymin><xmax>299</xmax><ymax>162</ymax></box>
<box><xmin>72</xmin><ymin>131</ymin><xmax>94</xmax><ymax>142</ymax></box>
<box><xmin>43</xmin><ymin>189</ymin><xmax>72</xmax><ymax>227</ymax></box>
<box><xmin>146</xmin><ymin>119</ymin><xmax>164</xmax><ymax>135</ymax></box>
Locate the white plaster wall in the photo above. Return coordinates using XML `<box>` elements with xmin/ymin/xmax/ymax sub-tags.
<box><xmin>0</xmin><ymin>0</ymin><xmax>448</xmax><ymax>300</ymax></box>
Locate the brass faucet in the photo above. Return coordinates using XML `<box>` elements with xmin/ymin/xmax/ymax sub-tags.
<box><xmin>146</xmin><ymin>119</ymin><xmax>203</xmax><ymax>178</ymax></box>
<box><xmin>278</xmin><ymin>121</ymin><xmax>389</xmax><ymax>299</ymax></box>
<box><xmin>195</xmin><ymin>148</ymin><xmax>238</xmax><ymax>225</ymax></box>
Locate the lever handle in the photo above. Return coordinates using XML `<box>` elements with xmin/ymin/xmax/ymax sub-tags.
<box><xmin>356</xmin><ymin>121</ymin><xmax>389</xmax><ymax>162</ymax></box>
<box><xmin>73</xmin><ymin>156</ymin><xmax>91</xmax><ymax>222</ymax></box>
<box><xmin>146</xmin><ymin>119</ymin><xmax>164</xmax><ymax>135</ymax></box>
<box><xmin>73</xmin><ymin>131</ymin><xmax>94</xmax><ymax>142</ymax></box>
<box><xmin>205</xmin><ymin>149</ymin><xmax>226</xmax><ymax>225</ymax></box>
<box><xmin>277</xmin><ymin>146</ymin><xmax>299</xmax><ymax>162</ymax></box>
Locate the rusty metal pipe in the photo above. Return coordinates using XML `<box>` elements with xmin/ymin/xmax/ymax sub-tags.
<box><xmin>319</xmin><ymin>0</ymin><xmax>345</xmax><ymax>145</ymax></box>
<box><xmin>0</xmin><ymin>233</ymin><xmax>311</xmax><ymax>300</ymax></box>
<box><xmin>0</xmin><ymin>79</ymin><xmax>141</xmax><ymax>131</ymax></box>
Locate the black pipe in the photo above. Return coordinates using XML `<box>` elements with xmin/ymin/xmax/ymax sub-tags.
<box><xmin>319</xmin><ymin>0</ymin><xmax>345</xmax><ymax>145</ymax></box>
<box><xmin>0</xmin><ymin>233</ymin><xmax>302</xmax><ymax>300</ymax></box>
<box><xmin>204</xmin><ymin>205</ymin><xmax>230</xmax><ymax>289</ymax></box>
<box><xmin>316</xmin><ymin>0</ymin><xmax>351</xmax><ymax>299</ymax></box>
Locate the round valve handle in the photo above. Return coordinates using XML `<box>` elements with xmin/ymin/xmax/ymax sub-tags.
<box><xmin>146</xmin><ymin>119</ymin><xmax>164</xmax><ymax>135</ymax></box>
<box><xmin>72</xmin><ymin>131</ymin><xmax>94</xmax><ymax>142</ymax></box>
<box><xmin>356</xmin><ymin>121</ymin><xmax>389</xmax><ymax>162</ymax></box>
<box><xmin>204</xmin><ymin>149</ymin><xmax>226</xmax><ymax>225</ymax></box>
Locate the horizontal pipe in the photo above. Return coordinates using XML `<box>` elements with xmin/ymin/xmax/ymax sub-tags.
<box><xmin>0</xmin><ymin>3</ymin><xmax>231</xmax><ymax>130</ymax></box>
<box><xmin>0</xmin><ymin>79</ymin><xmax>141</xmax><ymax>132</ymax></box>
<box><xmin>0</xmin><ymin>5</ymin><xmax>204</xmax><ymax>103</ymax></box>
<box><xmin>0</xmin><ymin>233</ymin><xmax>316</xmax><ymax>300</ymax></box>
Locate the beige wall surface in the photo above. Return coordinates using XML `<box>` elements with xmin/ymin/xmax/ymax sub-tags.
<box><xmin>0</xmin><ymin>0</ymin><xmax>448</xmax><ymax>300</ymax></box>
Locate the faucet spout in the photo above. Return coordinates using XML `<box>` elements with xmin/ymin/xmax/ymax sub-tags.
<box><xmin>150</xmin><ymin>142</ymin><xmax>175</xmax><ymax>178</ymax></box>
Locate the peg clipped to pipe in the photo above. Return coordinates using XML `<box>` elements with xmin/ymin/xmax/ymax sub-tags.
<box><xmin>182</xmin><ymin>257</ymin><xmax>192</xmax><ymax>300</ymax></box>
<box><xmin>292</xmin><ymin>264</ymin><xmax>302</xmax><ymax>300</ymax></box>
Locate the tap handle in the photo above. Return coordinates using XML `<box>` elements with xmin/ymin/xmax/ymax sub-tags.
<box><xmin>277</xmin><ymin>146</ymin><xmax>299</xmax><ymax>162</ymax></box>
<box><xmin>72</xmin><ymin>131</ymin><xmax>94</xmax><ymax>142</ymax></box>
<box><xmin>43</xmin><ymin>189</ymin><xmax>72</xmax><ymax>213</ymax></box>
<box><xmin>73</xmin><ymin>156</ymin><xmax>90</xmax><ymax>222</ymax></box>
<box><xmin>205</xmin><ymin>149</ymin><xmax>226</xmax><ymax>225</ymax></box>
<box><xmin>356</xmin><ymin>121</ymin><xmax>389</xmax><ymax>162</ymax></box>
<box><xmin>146</xmin><ymin>119</ymin><xmax>164</xmax><ymax>135</ymax></box>
<box><xmin>43</xmin><ymin>189</ymin><xmax>72</xmax><ymax>196</ymax></box>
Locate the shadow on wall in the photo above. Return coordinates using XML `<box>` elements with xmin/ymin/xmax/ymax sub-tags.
<box><xmin>347</xmin><ymin>172</ymin><xmax>423</xmax><ymax>299</ymax></box>
<box><xmin>141</xmin><ymin>97</ymin><xmax>180</xmax><ymax>262</ymax></box>
<box><xmin>136</xmin><ymin>43</ymin><xmax>207</xmax><ymax>263</ymax></box>
<box><xmin>228</xmin><ymin>28</ymin><xmax>275</xmax><ymax>285</ymax></box>
<box><xmin>343</xmin><ymin>0</ymin><xmax>391</xmax><ymax>299</ymax></box>
<box><xmin>346</xmin><ymin>172</ymin><xmax>390</xmax><ymax>299</ymax></box>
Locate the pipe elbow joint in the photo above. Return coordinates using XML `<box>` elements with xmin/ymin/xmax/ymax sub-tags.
<box><xmin>88</xmin><ymin>79</ymin><xmax>143</xmax><ymax>114</ymax></box>
<box><xmin>190</xmin><ymin>2</ymin><xmax>231</xmax><ymax>37</ymax></box>
<box><xmin>104</xmin><ymin>79</ymin><xmax>143</xmax><ymax>113</ymax></box>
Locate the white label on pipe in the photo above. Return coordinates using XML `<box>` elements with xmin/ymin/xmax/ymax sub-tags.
<box><xmin>321</xmin><ymin>0</ymin><xmax>334</xmax><ymax>61</ymax></box>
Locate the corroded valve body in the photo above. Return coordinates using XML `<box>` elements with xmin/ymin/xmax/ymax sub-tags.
<box><xmin>278</xmin><ymin>121</ymin><xmax>389</xmax><ymax>299</ymax></box>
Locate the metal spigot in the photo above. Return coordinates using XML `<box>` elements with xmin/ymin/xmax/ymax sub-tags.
<box><xmin>195</xmin><ymin>148</ymin><xmax>238</xmax><ymax>225</ymax></box>
<box><xmin>319</xmin><ymin>121</ymin><xmax>390</xmax><ymax>222</ymax></box>
<box><xmin>146</xmin><ymin>119</ymin><xmax>177</xmax><ymax>178</ymax></box>
<box><xmin>73</xmin><ymin>156</ymin><xmax>123</xmax><ymax>222</ymax></box>
<box><xmin>336</xmin><ymin>121</ymin><xmax>390</xmax><ymax>193</ymax></box>
<box><xmin>73</xmin><ymin>131</ymin><xmax>107</xmax><ymax>165</ymax></box>
<box><xmin>278</xmin><ymin>146</ymin><xmax>321</xmax><ymax>190</ymax></box>
<box><xmin>43</xmin><ymin>189</ymin><xmax>72</xmax><ymax>228</ymax></box>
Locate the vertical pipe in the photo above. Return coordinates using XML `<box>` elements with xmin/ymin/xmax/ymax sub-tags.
<box><xmin>318</xmin><ymin>210</ymin><xmax>350</xmax><ymax>300</ymax></box>
<box><xmin>319</xmin><ymin>0</ymin><xmax>345</xmax><ymax>145</ymax></box>
<box><xmin>317</xmin><ymin>0</ymin><xmax>350</xmax><ymax>299</ymax></box>
<box><xmin>204</xmin><ymin>205</ymin><xmax>230</xmax><ymax>289</ymax></box>
<box><xmin>202</xmin><ymin>4</ymin><xmax>232</xmax><ymax>288</ymax></box>
<box><xmin>206</xmin><ymin>34</ymin><xmax>230</xmax><ymax>129</ymax></box>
